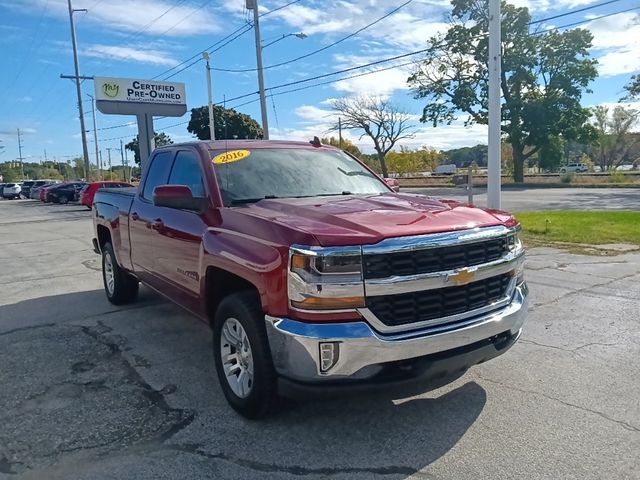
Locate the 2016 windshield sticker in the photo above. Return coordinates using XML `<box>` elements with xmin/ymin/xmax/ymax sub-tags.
<box><xmin>212</xmin><ymin>150</ymin><xmax>251</xmax><ymax>164</ymax></box>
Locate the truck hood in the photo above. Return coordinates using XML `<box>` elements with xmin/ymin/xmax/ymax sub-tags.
<box><xmin>236</xmin><ymin>193</ymin><xmax>515</xmax><ymax>246</ymax></box>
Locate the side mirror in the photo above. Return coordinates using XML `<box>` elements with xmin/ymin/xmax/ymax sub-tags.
<box><xmin>153</xmin><ymin>185</ymin><xmax>207</xmax><ymax>212</ymax></box>
<box><xmin>384</xmin><ymin>178</ymin><xmax>400</xmax><ymax>192</ymax></box>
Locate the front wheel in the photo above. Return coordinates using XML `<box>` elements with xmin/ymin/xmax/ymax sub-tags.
<box><xmin>102</xmin><ymin>242</ymin><xmax>139</xmax><ymax>305</ymax></box>
<box><xmin>213</xmin><ymin>291</ymin><xmax>277</xmax><ymax>419</ymax></box>
<box><xmin>560</xmin><ymin>169</ymin><xmax>566</xmax><ymax>174</ymax></box>
<box><xmin>59</xmin><ymin>195</ymin><xmax>69</xmax><ymax>205</ymax></box>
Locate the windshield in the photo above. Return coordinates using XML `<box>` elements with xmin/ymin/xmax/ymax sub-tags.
<box><xmin>209</xmin><ymin>147</ymin><xmax>389</xmax><ymax>206</ymax></box>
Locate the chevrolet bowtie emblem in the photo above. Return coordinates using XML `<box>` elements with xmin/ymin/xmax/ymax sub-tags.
<box><xmin>447</xmin><ymin>269</ymin><xmax>476</xmax><ymax>286</ymax></box>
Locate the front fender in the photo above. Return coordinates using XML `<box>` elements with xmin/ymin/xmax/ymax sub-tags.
<box><xmin>201</xmin><ymin>228</ymin><xmax>288</xmax><ymax>316</ymax></box>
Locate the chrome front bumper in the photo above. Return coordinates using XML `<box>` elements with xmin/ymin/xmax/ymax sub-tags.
<box><xmin>265</xmin><ymin>283</ymin><xmax>528</xmax><ymax>383</ymax></box>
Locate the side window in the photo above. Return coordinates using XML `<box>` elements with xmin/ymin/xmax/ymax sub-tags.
<box><xmin>142</xmin><ymin>151</ymin><xmax>174</xmax><ymax>200</ymax></box>
<box><xmin>168</xmin><ymin>150</ymin><xmax>206</xmax><ymax>198</ymax></box>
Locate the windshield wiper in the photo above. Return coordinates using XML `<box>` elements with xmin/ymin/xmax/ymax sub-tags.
<box><xmin>309</xmin><ymin>191</ymin><xmax>353</xmax><ymax>197</ymax></box>
<box><xmin>230</xmin><ymin>195</ymin><xmax>278</xmax><ymax>205</ymax></box>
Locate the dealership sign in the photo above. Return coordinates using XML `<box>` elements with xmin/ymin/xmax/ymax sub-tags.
<box><xmin>94</xmin><ymin>76</ymin><xmax>187</xmax><ymax>116</ymax></box>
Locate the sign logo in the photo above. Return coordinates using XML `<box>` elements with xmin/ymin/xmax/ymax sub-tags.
<box><xmin>102</xmin><ymin>83</ymin><xmax>119</xmax><ymax>98</ymax></box>
<box><xmin>447</xmin><ymin>269</ymin><xmax>476</xmax><ymax>286</ymax></box>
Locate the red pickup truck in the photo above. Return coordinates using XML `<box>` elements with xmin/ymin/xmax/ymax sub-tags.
<box><xmin>92</xmin><ymin>140</ymin><xmax>527</xmax><ymax>418</ymax></box>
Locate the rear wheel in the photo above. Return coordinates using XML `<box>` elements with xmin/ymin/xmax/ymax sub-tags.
<box><xmin>59</xmin><ymin>195</ymin><xmax>69</xmax><ymax>205</ymax></box>
<box><xmin>213</xmin><ymin>291</ymin><xmax>277</xmax><ymax>419</ymax></box>
<box><xmin>102</xmin><ymin>242</ymin><xmax>139</xmax><ymax>305</ymax></box>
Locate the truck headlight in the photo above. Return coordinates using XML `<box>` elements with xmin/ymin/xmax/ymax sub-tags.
<box><xmin>288</xmin><ymin>247</ymin><xmax>364</xmax><ymax>311</ymax></box>
<box><xmin>506</xmin><ymin>230</ymin><xmax>522</xmax><ymax>252</ymax></box>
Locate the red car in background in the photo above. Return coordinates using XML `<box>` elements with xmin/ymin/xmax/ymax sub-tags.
<box><xmin>40</xmin><ymin>183</ymin><xmax>61</xmax><ymax>202</ymax></box>
<box><xmin>80</xmin><ymin>181</ymin><xmax>134</xmax><ymax>209</ymax></box>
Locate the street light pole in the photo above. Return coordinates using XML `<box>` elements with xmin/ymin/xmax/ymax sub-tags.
<box><xmin>247</xmin><ymin>0</ymin><xmax>269</xmax><ymax>139</ymax></box>
<box><xmin>67</xmin><ymin>0</ymin><xmax>90</xmax><ymax>180</ymax></box>
<box><xmin>86</xmin><ymin>93</ymin><xmax>101</xmax><ymax>180</ymax></box>
<box><xmin>202</xmin><ymin>52</ymin><xmax>215</xmax><ymax>141</ymax></box>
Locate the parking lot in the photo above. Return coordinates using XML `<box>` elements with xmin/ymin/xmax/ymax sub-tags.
<box><xmin>1</xmin><ymin>198</ymin><xmax>639</xmax><ymax>480</ymax></box>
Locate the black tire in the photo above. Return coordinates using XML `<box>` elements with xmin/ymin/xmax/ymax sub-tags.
<box><xmin>59</xmin><ymin>195</ymin><xmax>69</xmax><ymax>205</ymax></box>
<box><xmin>213</xmin><ymin>291</ymin><xmax>277</xmax><ymax>419</ymax></box>
<box><xmin>101</xmin><ymin>242</ymin><xmax>139</xmax><ymax>305</ymax></box>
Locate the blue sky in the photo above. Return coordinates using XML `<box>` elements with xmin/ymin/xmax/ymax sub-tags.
<box><xmin>0</xmin><ymin>0</ymin><xmax>638</xmax><ymax>166</ymax></box>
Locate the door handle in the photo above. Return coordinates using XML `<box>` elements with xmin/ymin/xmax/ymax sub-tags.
<box><xmin>131</xmin><ymin>212</ymin><xmax>140</xmax><ymax>221</ymax></box>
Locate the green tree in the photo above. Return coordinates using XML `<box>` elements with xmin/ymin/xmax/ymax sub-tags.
<box><xmin>320</xmin><ymin>136</ymin><xmax>362</xmax><ymax>157</ymax></box>
<box><xmin>443</xmin><ymin>145</ymin><xmax>488</xmax><ymax>167</ymax></box>
<box><xmin>125</xmin><ymin>132</ymin><xmax>173</xmax><ymax>165</ymax></box>
<box><xmin>589</xmin><ymin>105</ymin><xmax>640</xmax><ymax>171</ymax></box>
<box><xmin>188</xmin><ymin>105</ymin><xmax>263</xmax><ymax>141</ymax></box>
<box><xmin>538</xmin><ymin>135</ymin><xmax>565</xmax><ymax>172</ymax></box>
<box><xmin>408</xmin><ymin>0</ymin><xmax>598</xmax><ymax>182</ymax></box>
<box><xmin>622</xmin><ymin>75</ymin><xmax>640</xmax><ymax>101</ymax></box>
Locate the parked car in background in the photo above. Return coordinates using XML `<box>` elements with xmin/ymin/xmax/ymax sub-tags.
<box><xmin>20</xmin><ymin>181</ymin><xmax>35</xmax><ymax>198</ymax></box>
<box><xmin>30</xmin><ymin>181</ymin><xmax>60</xmax><ymax>199</ymax></box>
<box><xmin>560</xmin><ymin>163</ymin><xmax>588</xmax><ymax>174</ymax></box>
<box><xmin>80</xmin><ymin>181</ymin><xmax>133</xmax><ymax>209</ymax></box>
<box><xmin>435</xmin><ymin>164</ymin><xmax>457</xmax><ymax>175</ymax></box>
<box><xmin>48</xmin><ymin>182</ymin><xmax>87</xmax><ymax>204</ymax></box>
<box><xmin>2</xmin><ymin>183</ymin><xmax>22</xmax><ymax>199</ymax></box>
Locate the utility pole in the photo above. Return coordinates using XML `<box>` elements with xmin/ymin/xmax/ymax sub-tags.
<box><xmin>17</xmin><ymin>128</ymin><xmax>25</xmax><ymax>180</ymax></box>
<box><xmin>123</xmin><ymin>143</ymin><xmax>130</xmax><ymax>181</ymax></box>
<box><xmin>246</xmin><ymin>0</ymin><xmax>269</xmax><ymax>139</ymax></box>
<box><xmin>202</xmin><ymin>52</ymin><xmax>215</xmax><ymax>141</ymax></box>
<box><xmin>87</xmin><ymin>93</ymin><xmax>101</xmax><ymax>180</ymax></box>
<box><xmin>338</xmin><ymin>117</ymin><xmax>343</xmax><ymax>149</ymax></box>
<box><xmin>106</xmin><ymin>147</ymin><xmax>113</xmax><ymax>178</ymax></box>
<box><xmin>67</xmin><ymin>0</ymin><xmax>90</xmax><ymax>180</ymax></box>
<box><xmin>487</xmin><ymin>0</ymin><xmax>501</xmax><ymax>209</ymax></box>
<box><xmin>120</xmin><ymin>140</ymin><xmax>126</xmax><ymax>181</ymax></box>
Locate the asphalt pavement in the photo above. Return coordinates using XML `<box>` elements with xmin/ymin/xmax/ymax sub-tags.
<box><xmin>0</xmin><ymin>197</ymin><xmax>639</xmax><ymax>480</ymax></box>
<box><xmin>405</xmin><ymin>187</ymin><xmax>640</xmax><ymax>211</ymax></box>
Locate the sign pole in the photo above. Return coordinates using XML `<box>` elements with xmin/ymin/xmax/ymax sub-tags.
<box><xmin>136</xmin><ymin>114</ymin><xmax>155</xmax><ymax>172</ymax></box>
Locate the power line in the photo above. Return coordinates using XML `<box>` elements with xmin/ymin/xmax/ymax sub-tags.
<box><xmin>157</xmin><ymin>0</ymin><xmax>211</xmax><ymax>36</ymax></box>
<box><xmin>211</xmin><ymin>0</ymin><xmax>414</xmax><ymax>73</ymax></box>
<box><xmin>128</xmin><ymin>0</ymin><xmax>190</xmax><ymax>40</ymax></box>
<box><xmin>535</xmin><ymin>6</ymin><xmax>640</xmax><ymax>34</ymax></box>
<box><xmin>528</xmin><ymin>0</ymin><xmax>623</xmax><ymax>25</ymax></box>
<box><xmin>152</xmin><ymin>23</ymin><xmax>253</xmax><ymax>80</ymax></box>
<box><xmin>162</xmin><ymin>24</ymin><xmax>254</xmax><ymax>80</ymax></box>
<box><xmin>81</xmin><ymin>2</ymin><xmax>637</xmax><ymax>134</ymax></box>
<box><xmin>152</xmin><ymin>0</ymin><xmax>304</xmax><ymax>80</ymax></box>
<box><xmin>226</xmin><ymin>6</ymin><xmax>640</xmax><ymax>108</ymax></box>
<box><xmin>261</xmin><ymin>0</ymin><xmax>304</xmax><ymax>17</ymax></box>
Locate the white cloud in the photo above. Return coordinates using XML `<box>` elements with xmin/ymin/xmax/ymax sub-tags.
<box><xmin>328</xmin><ymin>54</ymin><xmax>415</xmax><ymax>97</ymax></box>
<box><xmin>585</xmin><ymin>12</ymin><xmax>640</xmax><ymax>77</ymax></box>
<box><xmin>81</xmin><ymin>44</ymin><xmax>177</xmax><ymax>66</ymax></box>
<box><xmin>7</xmin><ymin>0</ymin><xmax>222</xmax><ymax>36</ymax></box>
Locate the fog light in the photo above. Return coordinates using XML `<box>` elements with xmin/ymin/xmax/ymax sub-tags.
<box><xmin>319</xmin><ymin>342</ymin><xmax>340</xmax><ymax>373</ymax></box>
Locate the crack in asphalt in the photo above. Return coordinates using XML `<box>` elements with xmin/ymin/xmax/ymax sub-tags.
<box><xmin>527</xmin><ymin>271</ymin><xmax>640</xmax><ymax>311</ymax></box>
<box><xmin>80</xmin><ymin>322</ymin><xmax>197</xmax><ymax>440</ymax></box>
<box><xmin>519</xmin><ymin>339</ymin><xmax>620</xmax><ymax>354</ymax></box>
<box><xmin>0</xmin><ymin>323</ymin><xmax>56</xmax><ymax>337</ymax></box>
<box><xmin>474</xmin><ymin>374</ymin><xmax>640</xmax><ymax>433</ymax></box>
<box><xmin>165</xmin><ymin>443</ymin><xmax>417</xmax><ymax>477</ymax></box>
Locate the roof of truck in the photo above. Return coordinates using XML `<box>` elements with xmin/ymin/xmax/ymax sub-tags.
<box><xmin>155</xmin><ymin>139</ymin><xmax>338</xmax><ymax>150</ymax></box>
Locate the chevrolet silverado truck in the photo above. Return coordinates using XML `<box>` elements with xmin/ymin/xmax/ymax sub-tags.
<box><xmin>92</xmin><ymin>140</ymin><xmax>527</xmax><ymax>418</ymax></box>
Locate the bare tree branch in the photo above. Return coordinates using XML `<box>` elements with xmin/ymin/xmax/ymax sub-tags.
<box><xmin>329</xmin><ymin>96</ymin><xmax>415</xmax><ymax>177</ymax></box>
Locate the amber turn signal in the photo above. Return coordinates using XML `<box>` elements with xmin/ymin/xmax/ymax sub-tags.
<box><xmin>291</xmin><ymin>296</ymin><xmax>365</xmax><ymax>310</ymax></box>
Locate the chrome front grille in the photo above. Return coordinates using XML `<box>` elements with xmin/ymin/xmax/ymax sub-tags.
<box><xmin>365</xmin><ymin>273</ymin><xmax>512</xmax><ymax>328</ymax></box>
<box><xmin>359</xmin><ymin>226</ymin><xmax>523</xmax><ymax>333</ymax></box>
<box><xmin>363</xmin><ymin>236</ymin><xmax>508</xmax><ymax>279</ymax></box>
